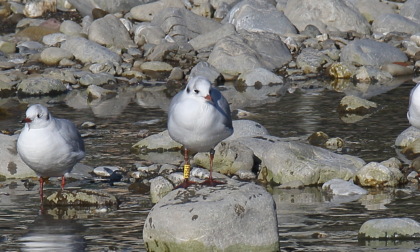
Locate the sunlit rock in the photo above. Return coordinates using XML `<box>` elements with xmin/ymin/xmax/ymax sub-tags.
<box><xmin>261</xmin><ymin>141</ymin><xmax>364</xmax><ymax>186</ymax></box>
<box><xmin>355</xmin><ymin>162</ymin><xmax>405</xmax><ymax>187</ymax></box>
<box><xmin>359</xmin><ymin>218</ymin><xmax>420</xmax><ymax>240</ymax></box>
<box><xmin>39</xmin><ymin>47</ymin><xmax>74</xmax><ymax>65</ymax></box>
<box><xmin>143</xmin><ymin>180</ymin><xmax>279</xmax><ymax>252</ymax></box>
<box><xmin>322</xmin><ymin>178</ymin><xmax>367</xmax><ymax>196</ymax></box>
<box><xmin>337</xmin><ymin>95</ymin><xmax>377</xmax><ymax>114</ymax></box>
<box><xmin>193</xmin><ymin>140</ymin><xmax>255</xmax><ymax>176</ymax></box>
<box><xmin>395</xmin><ymin>126</ymin><xmax>420</xmax><ymax>148</ymax></box>
<box><xmin>149</xmin><ymin>176</ymin><xmax>174</xmax><ymax>203</ymax></box>
<box><xmin>17</xmin><ymin>76</ymin><xmax>67</xmax><ymax>96</ymax></box>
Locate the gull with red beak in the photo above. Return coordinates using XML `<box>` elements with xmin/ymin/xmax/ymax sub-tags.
<box><xmin>167</xmin><ymin>76</ymin><xmax>234</xmax><ymax>188</ymax></box>
<box><xmin>17</xmin><ymin>104</ymin><xmax>85</xmax><ymax>203</ymax></box>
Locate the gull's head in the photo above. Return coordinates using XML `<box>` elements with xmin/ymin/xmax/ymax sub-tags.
<box><xmin>185</xmin><ymin>76</ymin><xmax>212</xmax><ymax>102</ymax></box>
<box><xmin>22</xmin><ymin>104</ymin><xmax>51</xmax><ymax>129</ymax></box>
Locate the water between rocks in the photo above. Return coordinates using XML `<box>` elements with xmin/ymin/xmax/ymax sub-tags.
<box><xmin>1</xmin><ymin>79</ymin><xmax>420</xmax><ymax>251</ymax></box>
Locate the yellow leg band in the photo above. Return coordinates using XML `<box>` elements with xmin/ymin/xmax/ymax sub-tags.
<box><xmin>183</xmin><ymin>164</ymin><xmax>191</xmax><ymax>179</ymax></box>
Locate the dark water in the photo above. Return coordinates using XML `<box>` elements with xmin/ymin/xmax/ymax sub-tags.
<box><xmin>1</xmin><ymin>78</ymin><xmax>420</xmax><ymax>251</ymax></box>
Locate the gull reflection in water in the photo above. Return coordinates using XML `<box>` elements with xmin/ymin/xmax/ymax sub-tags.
<box><xmin>19</xmin><ymin>212</ymin><xmax>86</xmax><ymax>252</ymax></box>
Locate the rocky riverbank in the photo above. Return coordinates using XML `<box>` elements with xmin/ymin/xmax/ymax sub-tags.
<box><xmin>1</xmin><ymin>0</ymin><xmax>420</xmax><ymax>251</ymax></box>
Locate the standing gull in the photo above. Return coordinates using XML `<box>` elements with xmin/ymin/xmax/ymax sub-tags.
<box><xmin>168</xmin><ymin>76</ymin><xmax>234</xmax><ymax>188</ymax></box>
<box><xmin>408</xmin><ymin>83</ymin><xmax>420</xmax><ymax>129</ymax></box>
<box><xmin>17</xmin><ymin>104</ymin><xmax>85</xmax><ymax>202</ymax></box>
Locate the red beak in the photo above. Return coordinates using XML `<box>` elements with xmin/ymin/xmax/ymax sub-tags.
<box><xmin>21</xmin><ymin>118</ymin><xmax>32</xmax><ymax>123</ymax></box>
<box><xmin>204</xmin><ymin>95</ymin><xmax>212</xmax><ymax>101</ymax></box>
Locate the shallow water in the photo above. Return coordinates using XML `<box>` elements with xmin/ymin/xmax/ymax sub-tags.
<box><xmin>1</xmin><ymin>78</ymin><xmax>420</xmax><ymax>251</ymax></box>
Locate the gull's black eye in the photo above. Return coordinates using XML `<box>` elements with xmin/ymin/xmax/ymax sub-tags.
<box><xmin>194</xmin><ymin>89</ymin><xmax>199</xmax><ymax>94</ymax></box>
<box><xmin>37</xmin><ymin>114</ymin><xmax>41</xmax><ymax>118</ymax></box>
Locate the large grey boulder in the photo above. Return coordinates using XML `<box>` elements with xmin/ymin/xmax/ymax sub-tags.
<box><xmin>0</xmin><ymin>134</ymin><xmax>36</xmax><ymax>179</ymax></box>
<box><xmin>88</xmin><ymin>14</ymin><xmax>135</xmax><ymax>49</ymax></box>
<box><xmin>351</xmin><ymin>0</ymin><xmax>395</xmax><ymax>23</ymax></box>
<box><xmin>400</xmin><ymin>0</ymin><xmax>420</xmax><ymax>24</ymax></box>
<box><xmin>226</xmin><ymin>0</ymin><xmax>297</xmax><ymax>36</ymax></box>
<box><xmin>208</xmin><ymin>31</ymin><xmax>291</xmax><ymax>79</ymax></box>
<box><xmin>143</xmin><ymin>180</ymin><xmax>279</xmax><ymax>252</ymax></box>
<box><xmin>151</xmin><ymin>7</ymin><xmax>222</xmax><ymax>42</ymax></box>
<box><xmin>284</xmin><ymin>0</ymin><xmax>371</xmax><ymax>34</ymax></box>
<box><xmin>261</xmin><ymin>141</ymin><xmax>365</xmax><ymax>185</ymax></box>
<box><xmin>372</xmin><ymin>13</ymin><xmax>420</xmax><ymax>35</ymax></box>
<box><xmin>340</xmin><ymin>39</ymin><xmax>408</xmax><ymax>67</ymax></box>
<box><xmin>61</xmin><ymin>37</ymin><xmax>121</xmax><ymax>64</ymax></box>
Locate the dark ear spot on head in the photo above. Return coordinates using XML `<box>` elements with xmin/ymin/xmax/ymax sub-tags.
<box><xmin>46</xmin><ymin>113</ymin><xmax>50</xmax><ymax>120</ymax></box>
<box><xmin>186</xmin><ymin>87</ymin><xmax>190</xmax><ymax>93</ymax></box>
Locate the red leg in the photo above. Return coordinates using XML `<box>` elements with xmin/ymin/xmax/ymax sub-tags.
<box><xmin>61</xmin><ymin>175</ymin><xmax>66</xmax><ymax>190</ymax></box>
<box><xmin>176</xmin><ymin>148</ymin><xmax>196</xmax><ymax>188</ymax></box>
<box><xmin>201</xmin><ymin>149</ymin><xmax>225</xmax><ymax>186</ymax></box>
<box><xmin>39</xmin><ymin>177</ymin><xmax>44</xmax><ymax>204</ymax></box>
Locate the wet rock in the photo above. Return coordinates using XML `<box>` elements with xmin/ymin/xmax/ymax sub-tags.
<box><xmin>396</xmin><ymin>127</ymin><xmax>420</xmax><ymax>148</ymax></box>
<box><xmin>226</xmin><ymin>0</ymin><xmax>297</xmax><ymax>36</ymax></box>
<box><xmin>39</xmin><ymin>47</ymin><xmax>73</xmax><ymax>65</ymax></box>
<box><xmin>130</xmin><ymin>0</ymin><xmax>185</xmax><ymax>22</ymax></box>
<box><xmin>149</xmin><ymin>176</ymin><xmax>174</xmax><ymax>203</ymax></box>
<box><xmin>60</xmin><ymin>37</ymin><xmax>121</xmax><ymax>64</ymax></box>
<box><xmin>17</xmin><ymin>76</ymin><xmax>67</xmax><ymax>96</ymax></box>
<box><xmin>238</xmin><ymin>68</ymin><xmax>284</xmax><ymax>86</ymax></box>
<box><xmin>284</xmin><ymin>0</ymin><xmax>371</xmax><ymax>35</ymax></box>
<box><xmin>402</xmin><ymin>138</ymin><xmax>420</xmax><ymax>159</ymax></box>
<box><xmin>86</xmin><ymin>85</ymin><xmax>117</xmax><ymax>100</ymax></box>
<box><xmin>355</xmin><ymin>162</ymin><xmax>405</xmax><ymax>187</ymax></box>
<box><xmin>44</xmin><ymin>189</ymin><xmax>119</xmax><ymax>206</ymax></box>
<box><xmin>354</xmin><ymin>66</ymin><xmax>393</xmax><ymax>82</ymax></box>
<box><xmin>322</xmin><ymin>178</ymin><xmax>367</xmax><ymax>195</ymax></box>
<box><xmin>143</xmin><ymin>180</ymin><xmax>279</xmax><ymax>252</ymax></box>
<box><xmin>327</xmin><ymin>62</ymin><xmax>355</xmax><ymax>79</ymax></box>
<box><xmin>261</xmin><ymin>141</ymin><xmax>365</xmax><ymax>185</ymax></box>
<box><xmin>88</xmin><ymin>14</ymin><xmax>135</xmax><ymax>49</ymax></box>
<box><xmin>381</xmin><ymin>63</ymin><xmax>414</xmax><ymax>77</ymax></box>
<box><xmin>359</xmin><ymin>218</ymin><xmax>420</xmax><ymax>240</ymax></box>
<box><xmin>93</xmin><ymin>166</ymin><xmax>121</xmax><ymax>177</ymax></box>
<box><xmin>372</xmin><ymin>13</ymin><xmax>420</xmax><ymax>36</ymax></box>
<box><xmin>193</xmin><ymin>140</ymin><xmax>255</xmax><ymax>176</ymax></box>
<box><xmin>341</xmin><ymin>39</ymin><xmax>408</xmax><ymax>67</ymax></box>
<box><xmin>0</xmin><ymin>133</ymin><xmax>36</xmax><ymax>179</ymax></box>
<box><xmin>188</xmin><ymin>23</ymin><xmax>236</xmax><ymax>51</ymax></box>
<box><xmin>337</xmin><ymin>95</ymin><xmax>377</xmax><ymax>115</ymax></box>
<box><xmin>151</xmin><ymin>7</ymin><xmax>222</xmax><ymax>43</ymax></box>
